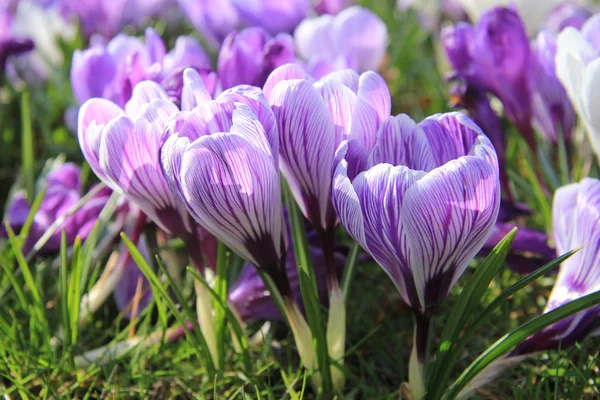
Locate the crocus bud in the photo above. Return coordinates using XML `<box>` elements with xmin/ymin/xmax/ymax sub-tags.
<box><xmin>77</xmin><ymin>77</ymin><xmax>215</xmax><ymax>261</ymax></box>
<box><xmin>544</xmin><ymin>1</ymin><xmax>591</xmax><ymax>33</ymax></box>
<box><xmin>442</xmin><ymin>7</ymin><xmax>534</xmax><ymax>146</ymax></box>
<box><xmin>218</xmin><ymin>27</ymin><xmax>295</xmax><ymax>90</ymax></box>
<box><xmin>332</xmin><ymin>112</ymin><xmax>500</xmax><ymax>315</ymax></box>
<box><xmin>510</xmin><ymin>178</ymin><xmax>600</xmax><ymax>355</ymax></box>
<box><xmin>530</xmin><ymin>31</ymin><xmax>576</xmax><ymax>143</ymax></box>
<box><xmin>294</xmin><ymin>6</ymin><xmax>388</xmax><ymax>78</ymax></box>
<box><xmin>556</xmin><ymin>15</ymin><xmax>600</xmax><ymax>163</ymax></box>
<box><xmin>232</xmin><ymin>0</ymin><xmax>310</xmax><ymax>36</ymax></box>
<box><xmin>0</xmin><ymin>162</ymin><xmax>111</xmax><ymax>255</ymax></box>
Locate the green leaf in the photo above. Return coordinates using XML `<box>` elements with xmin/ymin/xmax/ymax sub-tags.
<box><xmin>426</xmin><ymin>228</ymin><xmax>517</xmax><ymax>400</ymax></box>
<box><xmin>214</xmin><ymin>241</ymin><xmax>229</xmax><ymax>371</ymax></box>
<box><xmin>341</xmin><ymin>242</ymin><xmax>360</xmax><ymax>304</ymax></box>
<box><xmin>21</xmin><ymin>91</ymin><xmax>35</xmax><ymax>202</ymax></box>
<box><xmin>59</xmin><ymin>231</ymin><xmax>71</xmax><ymax>350</ymax></box>
<box><xmin>445</xmin><ymin>290</ymin><xmax>600</xmax><ymax>398</ymax></box>
<box><xmin>68</xmin><ymin>237</ymin><xmax>82</xmax><ymax>345</ymax></box>
<box><xmin>121</xmin><ymin>232</ymin><xmax>215</xmax><ymax>375</ymax></box>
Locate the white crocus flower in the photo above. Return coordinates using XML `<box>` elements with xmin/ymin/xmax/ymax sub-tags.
<box><xmin>556</xmin><ymin>15</ymin><xmax>600</xmax><ymax>162</ymax></box>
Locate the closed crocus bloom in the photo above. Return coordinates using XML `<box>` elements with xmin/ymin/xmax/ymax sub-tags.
<box><xmin>556</xmin><ymin>15</ymin><xmax>600</xmax><ymax>162</ymax></box>
<box><xmin>442</xmin><ymin>7</ymin><xmax>535</xmax><ymax>147</ymax></box>
<box><xmin>71</xmin><ymin>28</ymin><xmax>210</xmax><ymax>107</ymax></box>
<box><xmin>232</xmin><ymin>0</ymin><xmax>310</xmax><ymax>36</ymax></box>
<box><xmin>0</xmin><ymin>162</ymin><xmax>111</xmax><ymax>255</ymax></box>
<box><xmin>530</xmin><ymin>30</ymin><xmax>576</xmax><ymax>143</ymax></box>
<box><xmin>218</xmin><ymin>27</ymin><xmax>295</xmax><ymax>90</ymax></box>
<box><xmin>161</xmin><ymin>91</ymin><xmax>318</xmax><ymax>373</ymax></box>
<box><xmin>544</xmin><ymin>1</ymin><xmax>591</xmax><ymax>33</ymax></box>
<box><xmin>0</xmin><ymin>8</ymin><xmax>34</xmax><ymax>75</ymax></box>
<box><xmin>294</xmin><ymin>6</ymin><xmax>387</xmax><ymax>78</ymax></box>
<box><xmin>77</xmin><ymin>77</ymin><xmax>215</xmax><ymax>253</ymax></box>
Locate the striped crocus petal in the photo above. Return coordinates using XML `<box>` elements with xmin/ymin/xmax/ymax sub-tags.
<box><xmin>124</xmin><ymin>80</ymin><xmax>171</xmax><ymax>120</ymax></box>
<box><xmin>78</xmin><ymin>98</ymin><xmax>125</xmax><ymax>181</ymax></box>
<box><xmin>263</xmin><ymin>63</ymin><xmax>308</xmax><ymax>101</ymax></box>
<box><xmin>181</xmin><ymin>68</ymin><xmax>213</xmax><ymax>111</ymax></box>
<box><xmin>270</xmin><ymin>78</ymin><xmax>337</xmax><ymax>229</ymax></box>
<box><xmin>178</xmin><ymin>104</ymin><xmax>285</xmax><ymax>268</ymax></box>
<box><xmin>332</xmin><ymin>112</ymin><xmax>500</xmax><ymax>313</ymax></box>
<box><xmin>509</xmin><ymin>178</ymin><xmax>600</xmax><ymax>356</ymax></box>
<box><xmin>99</xmin><ymin>95</ymin><xmax>192</xmax><ymax>236</ymax></box>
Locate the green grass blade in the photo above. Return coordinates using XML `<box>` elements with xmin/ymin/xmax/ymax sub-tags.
<box><xmin>426</xmin><ymin>228</ymin><xmax>516</xmax><ymax>400</ymax></box>
<box><xmin>20</xmin><ymin>91</ymin><xmax>35</xmax><ymax>202</ymax></box>
<box><xmin>341</xmin><ymin>242</ymin><xmax>360</xmax><ymax>303</ymax></box>
<box><xmin>17</xmin><ymin>185</ymin><xmax>47</xmax><ymax>246</ymax></box>
<box><xmin>214</xmin><ymin>241</ymin><xmax>229</xmax><ymax>371</ymax></box>
<box><xmin>59</xmin><ymin>230</ymin><xmax>71</xmax><ymax>349</ymax></box>
<box><xmin>68</xmin><ymin>237</ymin><xmax>82</xmax><ymax>345</ymax></box>
<box><xmin>445</xmin><ymin>290</ymin><xmax>600</xmax><ymax>398</ymax></box>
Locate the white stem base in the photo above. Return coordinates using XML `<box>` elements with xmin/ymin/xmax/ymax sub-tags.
<box><xmin>284</xmin><ymin>299</ymin><xmax>318</xmax><ymax>379</ymax></box>
<box><xmin>194</xmin><ymin>278</ymin><xmax>219</xmax><ymax>369</ymax></box>
<box><xmin>326</xmin><ymin>283</ymin><xmax>346</xmax><ymax>391</ymax></box>
<box><xmin>408</xmin><ymin>330</ymin><xmax>425</xmax><ymax>400</ymax></box>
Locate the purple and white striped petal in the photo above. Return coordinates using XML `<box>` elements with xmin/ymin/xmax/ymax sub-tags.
<box><xmin>124</xmin><ymin>80</ymin><xmax>170</xmax><ymax>120</ymax></box>
<box><xmin>402</xmin><ymin>155</ymin><xmax>500</xmax><ymax>311</ymax></box>
<box><xmin>179</xmin><ymin>106</ymin><xmax>284</xmax><ymax>267</ymax></box>
<box><xmin>181</xmin><ymin>68</ymin><xmax>213</xmax><ymax>111</ymax></box>
<box><xmin>263</xmin><ymin>63</ymin><xmax>308</xmax><ymax>101</ymax></box>
<box><xmin>269</xmin><ymin>78</ymin><xmax>336</xmax><ymax>229</ymax></box>
<box><xmin>78</xmin><ymin>98</ymin><xmax>125</xmax><ymax>181</ymax></box>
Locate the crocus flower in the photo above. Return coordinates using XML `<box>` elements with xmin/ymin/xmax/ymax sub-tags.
<box><xmin>71</xmin><ymin>28</ymin><xmax>211</xmax><ymax>107</ymax></box>
<box><xmin>396</xmin><ymin>0</ymin><xmax>466</xmax><ymax>30</ymax></box>
<box><xmin>530</xmin><ymin>30</ymin><xmax>577</xmax><ymax>144</ymax></box>
<box><xmin>0</xmin><ymin>7</ymin><xmax>34</xmax><ymax>75</ymax></box>
<box><xmin>1</xmin><ymin>162</ymin><xmax>111</xmax><ymax>255</ymax></box>
<box><xmin>544</xmin><ymin>1</ymin><xmax>591</xmax><ymax>33</ymax></box>
<box><xmin>556</xmin><ymin>15</ymin><xmax>600</xmax><ymax>163</ymax></box>
<box><xmin>457</xmin><ymin>178</ymin><xmax>600</xmax><ymax>399</ymax></box>
<box><xmin>177</xmin><ymin>0</ymin><xmax>239</xmax><ymax>49</ymax></box>
<box><xmin>442</xmin><ymin>7</ymin><xmax>535</xmax><ymax>149</ymax></box>
<box><xmin>332</xmin><ymin>112</ymin><xmax>500</xmax><ymax>396</ymax></box>
<box><xmin>160</xmin><ymin>85</ymin><xmax>317</xmax><ymax>374</ymax></box>
<box><xmin>294</xmin><ymin>6</ymin><xmax>388</xmax><ymax>78</ymax></box>
<box><xmin>232</xmin><ymin>0</ymin><xmax>310</xmax><ymax>36</ymax></box>
<box><xmin>267</xmin><ymin>68</ymin><xmax>391</xmax><ymax>279</ymax></box>
<box><xmin>77</xmin><ymin>74</ymin><xmax>216</xmax><ymax>264</ymax></box>
<box><xmin>217</xmin><ymin>27</ymin><xmax>295</xmax><ymax>90</ymax></box>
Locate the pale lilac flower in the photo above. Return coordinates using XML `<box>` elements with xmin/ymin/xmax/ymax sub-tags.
<box><xmin>71</xmin><ymin>28</ymin><xmax>211</xmax><ymax>107</ymax></box>
<box><xmin>232</xmin><ymin>0</ymin><xmax>310</xmax><ymax>36</ymax></box>
<box><xmin>294</xmin><ymin>6</ymin><xmax>388</xmax><ymax>78</ymax></box>
<box><xmin>77</xmin><ymin>73</ymin><xmax>215</xmax><ymax>261</ymax></box>
<box><xmin>0</xmin><ymin>7</ymin><xmax>34</xmax><ymax>75</ymax></box>
<box><xmin>332</xmin><ymin>112</ymin><xmax>500</xmax><ymax>315</ymax></box>
<box><xmin>530</xmin><ymin>30</ymin><xmax>577</xmax><ymax>143</ymax></box>
<box><xmin>218</xmin><ymin>27</ymin><xmax>295</xmax><ymax>90</ymax></box>
<box><xmin>177</xmin><ymin>0</ymin><xmax>239</xmax><ymax>49</ymax></box>
<box><xmin>544</xmin><ymin>1</ymin><xmax>591</xmax><ymax>33</ymax></box>
<box><xmin>0</xmin><ymin>162</ymin><xmax>111</xmax><ymax>254</ymax></box>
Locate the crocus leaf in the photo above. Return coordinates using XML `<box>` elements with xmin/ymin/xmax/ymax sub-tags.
<box><xmin>445</xmin><ymin>289</ymin><xmax>600</xmax><ymax>399</ymax></box>
<box><xmin>427</xmin><ymin>228</ymin><xmax>516</xmax><ymax>399</ymax></box>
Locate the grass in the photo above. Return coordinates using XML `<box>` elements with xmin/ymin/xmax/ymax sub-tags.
<box><xmin>1</xmin><ymin>0</ymin><xmax>600</xmax><ymax>398</ymax></box>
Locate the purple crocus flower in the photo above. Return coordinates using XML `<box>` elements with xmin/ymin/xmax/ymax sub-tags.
<box><xmin>177</xmin><ymin>0</ymin><xmax>240</xmax><ymax>50</ymax></box>
<box><xmin>294</xmin><ymin>6</ymin><xmax>388</xmax><ymax>78</ymax></box>
<box><xmin>544</xmin><ymin>1</ymin><xmax>591</xmax><ymax>33</ymax></box>
<box><xmin>77</xmin><ymin>74</ymin><xmax>216</xmax><ymax>267</ymax></box>
<box><xmin>1</xmin><ymin>162</ymin><xmax>111</xmax><ymax>255</ymax></box>
<box><xmin>530</xmin><ymin>30</ymin><xmax>576</xmax><ymax>144</ymax></box>
<box><xmin>71</xmin><ymin>28</ymin><xmax>211</xmax><ymax>107</ymax></box>
<box><xmin>232</xmin><ymin>0</ymin><xmax>310</xmax><ymax>36</ymax></box>
<box><xmin>332</xmin><ymin>112</ymin><xmax>500</xmax><ymax>315</ymax></box>
<box><xmin>217</xmin><ymin>27</ymin><xmax>295</xmax><ymax>90</ymax></box>
<box><xmin>267</xmin><ymin>67</ymin><xmax>391</xmax><ymax>284</ymax></box>
<box><xmin>442</xmin><ymin>7</ymin><xmax>535</xmax><ymax>150</ymax></box>
<box><xmin>0</xmin><ymin>8</ymin><xmax>34</xmax><ymax>75</ymax></box>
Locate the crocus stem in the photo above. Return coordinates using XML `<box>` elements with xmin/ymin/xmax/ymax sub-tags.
<box><xmin>326</xmin><ymin>280</ymin><xmax>346</xmax><ymax>391</ymax></box>
<box><xmin>409</xmin><ymin>313</ymin><xmax>430</xmax><ymax>400</ymax></box>
<box><xmin>283</xmin><ymin>295</ymin><xmax>318</xmax><ymax>377</ymax></box>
